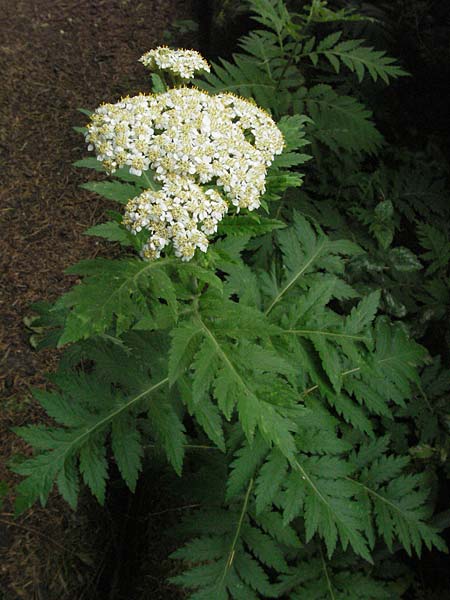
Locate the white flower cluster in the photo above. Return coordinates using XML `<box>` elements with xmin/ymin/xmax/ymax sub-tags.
<box><xmin>139</xmin><ymin>47</ymin><xmax>210</xmax><ymax>80</ymax></box>
<box><xmin>123</xmin><ymin>176</ymin><xmax>228</xmax><ymax>261</ymax></box>
<box><xmin>86</xmin><ymin>85</ymin><xmax>284</xmax><ymax>261</ymax></box>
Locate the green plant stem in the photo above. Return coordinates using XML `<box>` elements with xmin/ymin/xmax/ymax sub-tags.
<box><xmin>301</xmin><ymin>366</ymin><xmax>360</xmax><ymax>398</ymax></box>
<box><xmin>274</xmin><ymin>38</ymin><xmax>301</xmax><ymax>93</ymax></box>
<box><xmin>144</xmin><ymin>443</ymin><xmax>218</xmax><ymax>451</ymax></box>
<box><xmin>142</xmin><ymin>171</ymin><xmax>156</xmax><ymax>191</ymax></box>
<box><xmin>319</xmin><ymin>545</ymin><xmax>336</xmax><ymax>600</ymax></box>
<box><xmin>217</xmin><ymin>478</ymin><xmax>254</xmax><ymax>593</ymax></box>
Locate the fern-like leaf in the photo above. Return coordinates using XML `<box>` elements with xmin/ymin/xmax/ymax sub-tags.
<box><xmin>308</xmin><ymin>33</ymin><xmax>407</xmax><ymax>83</ymax></box>
<box><xmin>12</xmin><ymin>345</ymin><xmax>174</xmax><ymax>511</ymax></box>
<box><xmin>56</xmin><ymin>258</ymin><xmax>178</xmax><ymax>345</ymax></box>
<box><xmin>303</xmin><ymin>85</ymin><xmax>383</xmax><ymax>154</ymax></box>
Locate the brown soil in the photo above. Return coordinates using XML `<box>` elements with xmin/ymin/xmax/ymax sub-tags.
<box><xmin>0</xmin><ymin>1</ymin><xmax>189</xmax><ymax>597</ymax></box>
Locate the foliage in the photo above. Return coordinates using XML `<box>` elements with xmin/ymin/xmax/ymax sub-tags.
<box><xmin>12</xmin><ymin>0</ymin><xmax>450</xmax><ymax>597</ymax></box>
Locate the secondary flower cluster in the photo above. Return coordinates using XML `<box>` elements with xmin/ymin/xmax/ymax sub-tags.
<box><xmin>86</xmin><ymin>58</ymin><xmax>284</xmax><ymax>261</ymax></box>
<box><xmin>123</xmin><ymin>175</ymin><xmax>228</xmax><ymax>261</ymax></box>
<box><xmin>139</xmin><ymin>47</ymin><xmax>210</xmax><ymax>80</ymax></box>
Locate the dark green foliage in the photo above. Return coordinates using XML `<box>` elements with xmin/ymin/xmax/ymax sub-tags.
<box><xmin>14</xmin><ymin>210</ymin><xmax>445</xmax><ymax>594</ymax></box>
<box><xmin>55</xmin><ymin>258</ymin><xmax>179</xmax><ymax>345</ymax></box>
<box><xmin>12</xmin><ymin>336</ymin><xmax>181</xmax><ymax>511</ymax></box>
<box><xmin>12</xmin><ymin>0</ymin><xmax>450</xmax><ymax>597</ymax></box>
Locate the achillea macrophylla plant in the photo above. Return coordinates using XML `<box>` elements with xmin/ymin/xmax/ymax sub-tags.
<box><xmin>12</xmin><ymin>10</ymin><xmax>447</xmax><ymax>598</ymax></box>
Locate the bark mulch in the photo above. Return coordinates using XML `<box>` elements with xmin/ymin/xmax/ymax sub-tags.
<box><xmin>0</xmin><ymin>1</ymin><xmax>189</xmax><ymax>597</ymax></box>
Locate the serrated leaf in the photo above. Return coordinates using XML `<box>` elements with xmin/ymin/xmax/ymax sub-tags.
<box><xmin>255</xmin><ymin>448</ymin><xmax>288</xmax><ymax>513</ymax></box>
<box><xmin>84</xmin><ymin>221</ymin><xmax>135</xmax><ymax>246</ymax></box>
<box><xmin>111</xmin><ymin>415</ymin><xmax>143</xmax><ymax>492</ymax></box>
<box><xmin>57</xmin><ymin>258</ymin><xmax>177</xmax><ymax>345</ymax></box>
<box><xmin>346</xmin><ymin>290</ymin><xmax>380</xmax><ymax>335</ymax></box>
<box><xmin>73</xmin><ymin>157</ymin><xmax>105</xmax><ymax>172</ymax></box>
<box><xmin>169</xmin><ymin>321</ymin><xmax>203</xmax><ymax>386</ymax></box>
<box><xmin>227</xmin><ymin>435</ymin><xmax>269</xmax><ymax>500</ymax></box>
<box><xmin>79</xmin><ymin>435</ymin><xmax>108</xmax><ymax>503</ymax></box>
<box><xmin>305</xmin><ymin>84</ymin><xmax>383</xmax><ymax>154</ymax></box>
<box><xmin>80</xmin><ymin>180</ymin><xmax>141</xmax><ymax>204</ymax></box>
<box><xmin>147</xmin><ymin>400</ymin><xmax>186</xmax><ymax>475</ymax></box>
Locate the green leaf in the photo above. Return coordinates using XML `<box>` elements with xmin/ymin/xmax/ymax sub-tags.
<box><xmin>255</xmin><ymin>448</ymin><xmax>288</xmax><ymax>513</ymax></box>
<box><xmin>151</xmin><ymin>73</ymin><xmax>166</xmax><ymax>93</ymax></box>
<box><xmin>56</xmin><ymin>456</ymin><xmax>80</xmax><ymax>509</ymax></box>
<box><xmin>264</xmin><ymin>212</ymin><xmax>359</xmax><ymax>314</ymax></box>
<box><xmin>242</xmin><ymin>524</ymin><xmax>289</xmax><ymax>573</ymax></box>
<box><xmin>148</xmin><ymin>400</ymin><xmax>186</xmax><ymax>475</ymax></box>
<box><xmin>388</xmin><ymin>247</ymin><xmax>422</xmax><ymax>272</ymax></box>
<box><xmin>192</xmin><ymin>337</ymin><xmax>218</xmax><ymax>405</ymax></box>
<box><xmin>417</xmin><ymin>223</ymin><xmax>450</xmax><ymax>275</ymax></box>
<box><xmin>218</xmin><ymin>216</ymin><xmax>286</xmax><ymax>237</ymax></box>
<box><xmin>77</xmin><ymin>107</ymin><xmax>93</xmax><ymax>116</ymax></box>
<box><xmin>278</xmin><ymin>554</ymin><xmax>394</xmax><ymax>599</ymax></box>
<box><xmin>349</xmin><ymin>445</ymin><xmax>447</xmax><ymax>555</ymax></box>
<box><xmin>286</xmin><ymin>456</ymin><xmax>371</xmax><ymax>560</ymax></box>
<box><xmin>56</xmin><ymin>258</ymin><xmax>177</xmax><ymax>345</ymax></box>
<box><xmin>73</xmin><ymin>157</ymin><xmax>105</xmax><ymax>172</ymax></box>
<box><xmin>187</xmin><ymin>395</ymin><xmax>226</xmax><ymax>452</ymax></box>
<box><xmin>227</xmin><ymin>434</ymin><xmax>269</xmax><ymax>500</ymax></box>
<box><xmin>346</xmin><ymin>291</ymin><xmax>380</xmax><ymax>335</ymax></box>
<box><xmin>304</xmin><ymin>85</ymin><xmax>383</xmax><ymax>154</ymax></box>
<box><xmin>80</xmin><ymin>180</ymin><xmax>141</xmax><ymax>204</ymax></box>
<box><xmin>172</xmin><ymin>481</ymin><xmax>282</xmax><ymax>599</ymax></box>
<box><xmin>199</xmin><ymin>54</ymin><xmax>281</xmax><ymax>113</ymax></box>
<box><xmin>111</xmin><ymin>415</ymin><xmax>143</xmax><ymax>492</ymax></box>
<box><xmin>84</xmin><ymin>221</ymin><xmax>135</xmax><ymax>246</ymax></box>
<box><xmin>169</xmin><ymin>321</ymin><xmax>203</xmax><ymax>386</ymax></box>
<box><xmin>79</xmin><ymin>435</ymin><xmax>108</xmax><ymax>503</ymax></box>
<box><xmin>322</xmin><ymin>39</ymin><xmax>408</xmax><ymax>83</ymax></box>
<box><xmin>13</xmin><ymin>373</ymin><xmax>169</xmax><ymax>509</ymax></box>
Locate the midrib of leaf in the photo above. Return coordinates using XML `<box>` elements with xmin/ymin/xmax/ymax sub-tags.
<box><xmin>345</xmin><ymin>476</ymin><xmax>416</xmax><ymax>523</ymax></box>
<box><xmin>44</xmin><ymin>377</ymin><xmax>169</xmax><ymax>465</ymax></box>
<box><xmin>217</xmin><ymin>478</ymin><xmax>254</xmax><ymax>594</ymax></box>
<box><xmin>85</xmin><ymin>258</ymin><xmax>175</xmax><ymax>321</ymax></box>
<box><xmin>242</xmin><ymin>41</ymin><xmax>275</xmax><ymax>80</ymax></box>
<box><xmin>292</xmin><ymin>458</ymin><xmax>331</xmax><ymax>511</ymax></box>
<box><xmin>197</xmin><ymin>315</ymin><xmax>257</xmax><ymax>404</ymax></box>
<box><xmin>402</xmin><ymin>191</ymin><xmax>442</xmax><ymax>199</ymax></box>
<box><xmin>319</xmin><ymin>546</ymin><xmax>336</xmax><ymax>600</ymax></box>
<box><xmin>115</xmin><ymin>258</ymin><xmax>173</xmax><ymax>298</ymax></box>
<box><xmin>325</xmin><ymin>48</ymin><xmax>388</xmax><ymax>74</ymax></box>
<box><xmin>142</xmin><ymin>171</ymin><xmax>156</xmax><ymax>191</ymax></box>
<box><xmin>291</xmin><ymin>458</ymin><xmax>354</xmax><ymax>541</ymax></box>
<box><xmin>301</xmin><ymin>351</ymin><xmax>417</xmax><ymax>398</ymax></box>
<box><xmin>283</xmin><ymin>328</ymin><xmax>370</xmax><ymax>342</ymax></box>
<box><xmin>265</xmin><ymin>241</ymin><xmax>327</xmax><ymax>315</ymax></box>
<box><xmin>144</xmin><ymin>443</ymin><xmax>218</xmax><ymax>452</ymax></box>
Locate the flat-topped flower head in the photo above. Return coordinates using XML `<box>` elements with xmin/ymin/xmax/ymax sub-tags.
<box><xmin>139</xmin><ymin>47</ymin><xmax>210</xmax><ymax>80</ymax></box>
<box><xmin>86</xmin><ymin>84</ymin><xmax>284</xmax><ymax>261</ymax></box>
